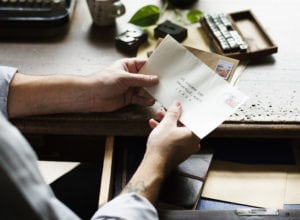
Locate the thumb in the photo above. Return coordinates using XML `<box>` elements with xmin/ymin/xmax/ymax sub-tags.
<box><xmin>162</xmin><ymin>100</ymin><xmax>182</xmax><ymax>126</ymax></box>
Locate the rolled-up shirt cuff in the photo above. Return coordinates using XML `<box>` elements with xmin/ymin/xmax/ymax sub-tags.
<box><xmin>0</xmin><ymin>66</ymin><xmax>17</xmax><ymax>118</ymax></box>
<box><xmin>91</xmin><ymin>193</ymin><xmax>158</xmax><ymax>220</ymax></box>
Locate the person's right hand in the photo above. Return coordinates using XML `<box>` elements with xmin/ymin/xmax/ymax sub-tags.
<box><xmin>121</xmin><ymin>100</ymin><xmax>200</xmax><ymax>204</ymax></box>
<box><xmin>145</xmin><ymin>100</ymin><xmax>201</xmax><ymax>175</ymax></box>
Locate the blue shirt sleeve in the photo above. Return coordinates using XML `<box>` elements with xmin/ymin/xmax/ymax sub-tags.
<box><xmin>91</xmin><ymin>193</ymin><xmax>158</xmax><ymax>220</ymax></box>
<box><xmin>0</xmin><ymin>66</ymin><xmax>17</xmax><ymax>118</ymax></box>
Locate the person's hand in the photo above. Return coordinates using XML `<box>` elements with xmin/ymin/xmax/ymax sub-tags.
<box><xmin>121</xmin><ymin>100</ymin><xmax>200</xmax><ymax>204</ymax></box>
<box><xmin>145</xmin><ymin>100</ymin><xmax>201</xmax><ymax>175</ymax></box>
<box><xmin>87</xmin><ymin>58</ymin><xmax>159</xmax><ymax>112</ymax></box>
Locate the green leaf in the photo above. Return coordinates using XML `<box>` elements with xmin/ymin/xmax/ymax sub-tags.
<box><xmin>129</xmin><ymin>5</ymin><xmax>160</xmax><ymax>27</ymax></box>
<box><xmin>186</xmin><ymin>9</ymin><xmax>204</xmax><ymax>23</ymax></box>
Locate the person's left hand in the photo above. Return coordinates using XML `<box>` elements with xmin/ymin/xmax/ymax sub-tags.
<box><xmin>87</xmin><ymin>58</ymin><xmax>159</xmax><ymax>112</ymax></box>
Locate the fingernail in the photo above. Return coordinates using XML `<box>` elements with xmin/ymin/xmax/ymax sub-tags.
<box><xmin>174</xmin><ymin>100</ymin><xmax>181</xmax><ymax>107</ymax></box>
<box><xmin>150</xmin><ymin>75</ymin><xmax>158</xmax><ymax>80</ymax></box>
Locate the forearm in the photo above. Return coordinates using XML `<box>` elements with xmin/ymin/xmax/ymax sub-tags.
<box><xmin>7</xmin><ymin>73</ymin><xmax>94</xmax><ymax>118</ymax></box>
<box><xmin>122</xmin><ymin>154</ymin><xmax>167</xmax><ymax>205</ymax></box>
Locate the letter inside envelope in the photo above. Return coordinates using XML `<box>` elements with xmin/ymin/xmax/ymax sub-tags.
<box><xmin>139</xmin><ymin>35</ymin><xmax>248</xmax><ymax>138</ymax></box>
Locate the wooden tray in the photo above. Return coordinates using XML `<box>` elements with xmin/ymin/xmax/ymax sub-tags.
<box><xmin>200</xmin><ymin>10</ymin><xmax>278</xmax><ymax>60</ymax></box>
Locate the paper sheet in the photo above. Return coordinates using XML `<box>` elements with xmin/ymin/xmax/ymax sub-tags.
<box><xmin>139</xmin><ymin>35</ymin><xmax>248</xmax><ymax>138</ymax></box>
<box><xmin>202</xmin><ymin>160</ymin><xmax>300</xmax><ymax>208</ymax></box>
<box><xmin>284</xmin><ymin>140</ymin><xmax>300</xmax><ymax>204</ymax></box>
<box><xmin>284</xmin><ymin>167</ymin><xmax>300</xmax><ymax>204</ymax></box>
<box><xmin>38</xmin><ymin>161</ymin><xmax>80</xmax><ymax>184</ymax></box>
<box><xmin>202</xmin><ymin>160</ymin><xmax>287</xmax><ymax>208</ymax></box>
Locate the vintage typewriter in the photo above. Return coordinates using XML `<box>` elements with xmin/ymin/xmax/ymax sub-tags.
<box><xmin>0</xmin><ymin>0</ymin><xmax>76</xmax><ymax>36</ymax></box>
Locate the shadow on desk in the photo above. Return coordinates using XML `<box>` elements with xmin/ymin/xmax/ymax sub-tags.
<box><xmin>0</xmin><ymin>24</ymin><xmax>72</xmax><ymax>42</ymax></box>
<box><xmin>87</xmin><ymin>24</ymin><xmax>116</xmax><ymax>48</ymax></box>
<box><xmin>248</xmin><ymin>55</ymin><xmax>276</xmax><ymax>66</ymax></box>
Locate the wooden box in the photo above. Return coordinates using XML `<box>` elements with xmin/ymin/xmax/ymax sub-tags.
<box><xmin>200</xmin><ymin>10</ymin><xmax>278</xmax><ymax>60</ymax></box>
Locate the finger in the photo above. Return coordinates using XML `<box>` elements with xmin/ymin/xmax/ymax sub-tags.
<box><xmin>162</xmin><ymin>100</ymin><xmax>182</xmax><ymax>126</ymax></box>
<box><xmin>125</xmin><ymin>58</ymin><xmax>147</xmax><ymax>73</ymax></box>
<box><xmin>149</xmin><ymin>118</ymin><xmax>159</xmax><ymax>129</ymax></box>
<box><xmin>155</xmin><ymin>110</ymin><xmax>165</xmax><ymax>121</ymax></box>
<box><xmin>123</xmin><ymin>74</ymin><xmax>159</xmax><ymax>88</ymax></box>
<box><xmin>131</xmin><ymin>95</ymin><xmax>156</xmax><ymax>106</ymax></box>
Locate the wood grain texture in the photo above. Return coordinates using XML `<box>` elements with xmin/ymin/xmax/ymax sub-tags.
<box><xmin>98</xmin><ymin>136</ymin><xmax>115</xmax><ymax>206</ymax></box>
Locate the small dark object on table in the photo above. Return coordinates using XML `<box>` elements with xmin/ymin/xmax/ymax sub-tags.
<box><xmin>154</xmin><ymin>20</ymin><xmax>187</xmax><ymax>42</ymax></box>
<box><xmin>168</xmin><ymin>0</ymin><xmax>198</xmax><ymax>8</ymax></box>
<box><xmin>115</xmin><ymin>26</ymin><xmax>148</xmax><ymax>52</ymax></box>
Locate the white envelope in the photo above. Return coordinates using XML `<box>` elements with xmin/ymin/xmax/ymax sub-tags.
<box><xmin>140</xmin><ymin>35</ymin><xmax>248</xmax><ymax>138</ymax></box>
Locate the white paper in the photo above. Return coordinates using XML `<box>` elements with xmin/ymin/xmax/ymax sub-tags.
<box><xmin>38</xmin><ymin>161</ymin><xmax>80</xmax><ymax>184</ymax></box>
<box><xmin>140</xmin><ymin>35</ymin><xmax>248</xmax><ymax>138</ymax></box>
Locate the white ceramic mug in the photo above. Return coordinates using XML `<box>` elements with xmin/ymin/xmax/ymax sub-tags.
<box><xmin>87</xmin><ymin>0</ymin><xmax>126</xmax><ymax>26</ymax></box>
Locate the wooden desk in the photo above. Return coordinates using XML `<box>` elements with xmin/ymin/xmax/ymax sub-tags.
<box><xmin>1</xmin><ymin>0</ymin><xmax>300</xmax><ymax>138</ymax></box>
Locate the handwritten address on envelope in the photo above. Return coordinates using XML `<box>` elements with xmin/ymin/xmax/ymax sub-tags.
<box><xmin>139</xmin><ymin>35</ymin><xmax>248</xmax><ymax>138</ymax></box>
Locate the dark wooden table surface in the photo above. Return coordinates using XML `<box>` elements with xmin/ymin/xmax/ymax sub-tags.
<box><xmin>1</xmin><ymin>0</ymin><xmax>299</xmax><ymax>138</ymax></box>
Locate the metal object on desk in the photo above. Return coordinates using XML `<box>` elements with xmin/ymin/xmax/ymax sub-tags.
<box><xmin>235</xmin><ymin>208</ymin><xmax>279</xmax><ymax>216</ymax></box>
<box><xmin>168</xmin><ymin>0</ymin><xmax>198</xmax><ymax>8</ymax></box>
<box><xmin>115</xmin><ymin>25</ymin><xmax>148</xmax><ymax>52</ymax></box>
<box><xmin>159</xmin><ymin>209</ymin><xmax>300</xmax><ymax>220</ymax></box>
<box><xmin>0</xmin><ymin>0</ymin><xmax>77</xmax><ymax>37</ymax></box>
<box><xmin>86</xmin><ymin>0</ymin><xmax>125</xmax><ymax>26</ymax></box>
<box><xmin>0</xmin><ymin>0</ymin><xmax>76</xmax><ymax>26</ymax></box>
